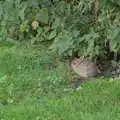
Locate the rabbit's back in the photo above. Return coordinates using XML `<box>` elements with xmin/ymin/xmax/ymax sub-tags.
<box><xmin>71</xmin><ymin>58</ymin><xmax>100</xmax><ymax>78</ymax></box>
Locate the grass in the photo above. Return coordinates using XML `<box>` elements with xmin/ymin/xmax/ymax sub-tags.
<box><xmin>0</xmin><ymin>44</ymin><xmax>120</xmax><ymax>120</ymax></box>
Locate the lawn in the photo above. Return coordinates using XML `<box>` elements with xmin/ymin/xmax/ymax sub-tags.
<box><xmin>0</xmin><ymin>44</ymin><xmax>120</xmax><ymax>120</ymax></box>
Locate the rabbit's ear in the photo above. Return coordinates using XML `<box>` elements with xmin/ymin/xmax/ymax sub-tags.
<box><xmin>79</xmin><ymin>56</ymin><xmax>85</xmax><ymax>61</ymax></box>
<box><xmin>75</xmin><ymin>59</ymin><xmax>80</xmax><ymax>64</ymax></box>
<box><xmin>97</xmin><ymin>67</ymin><xmax>101</xmax><ymax>74</ymax></box>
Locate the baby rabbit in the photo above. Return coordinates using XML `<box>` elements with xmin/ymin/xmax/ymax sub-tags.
<box><xmin>71</xmin><ymin>56</ymin><xmax>101</xmax><ymax>78</ymax></box>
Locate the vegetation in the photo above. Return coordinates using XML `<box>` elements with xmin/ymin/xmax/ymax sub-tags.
<box><xmin>0</xmin><ymin>45</ymin><xmax>120</xmax><ymax>120</ymax></box>
<box><xmin>0</xmin><ymin>0</ymin><xmax>120</xmax><ymax>60</ymax></box>
<box><xmin>1</xmin><ymin>0</ymin><xmax>120</xmax><ymax>119</ymax></box>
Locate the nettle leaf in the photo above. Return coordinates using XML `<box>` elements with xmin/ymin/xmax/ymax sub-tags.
<box><xmin>9</xmin><ymin>26</ymin><xmax>16</xmax><ymax>33</ymax></box>
<box><xmin>37</xmin><ymin>8</ymin><xmax>49</xmax><ymax>24</ymax></box>
<box><xmin>83</xmin><ymin>34</ymin><xmax>91</xmax><ymax>41</ymax></box>
<box><xmin>15</xmin><ymin>0</ymin><xmax>21</xmax><ymax>7</ymax></box>
<box><xmin>51</xmin><ymin>18</ymin><xmax>61</xmax><ymax>29</ymax></box>
<box><xmin>19</xmin><ymin>2</ymin><xmax>27</xmax><ymax>21</ymax></box>
<box><xmin>36</xmin><ymin>34</ymin><xmax>45</xmax><ymax>41</ymax></box>
<box><xmin>0</xmin><ymin>31</ymin><xmax>4</xmax><ymax>37</ymax></box>
<box><xmin>87</xmin><ymin>39</ymin><xmax>94</xmax><ymax>50</ymax></box>
<box><xmin>67</xmin><ymin>49</ymin><xmax>73</xmax><ymax>56</ymax></box>
<box><xmin>113</xmin><ymin>27</ymin><xmax>120</xmax><ymax>43</ymax></box>
<box><xmin>72</xmin><ymin>29</ymin><xmax>80</xmax><ymax>38</ymax></box>
<box><xmin>43</xmin><ymin>26</ymin><xmax>50</xmax><ymax>33</ymax></box>
<box><xmin>109</xmin><ymin>27</ymin><xmax>120</xmax><ymax>52</ymax></box>
<box><xmin>3</xmin><ymin>0</ymin><xmax>14</xmax><ymax>19</ymax></box>
<box><xmin>37</xmin><ymin>27</ymin><xmax>43</xmax><ymax>34</ymax></box>
<box><xmin>77</xmin><ymin>37</ymin><xmax>85</xmax><ymax>43</ymax></box>
<box><xmin>30</xmin><ymin>37</ymin><xmax>36</xmax><ymax>44</ymax></box>
<box><xmin>6</xmin><ymin>38</ymin><xmax>19</xmax><ymax>45</ymax></box>
<box><xmin>110</xmin><ymin>40</ymin><xmax>118</xmax><ymax>52</ymax></box>
<box><xmin>50</xmin><ymin>30</ymin><xmax>74</xmax><ymax>54</ymax></box>
<box><xmin>27</xmin><ymin>0</ymin><xmax>38</xmax><ymax>7</ymax></box>
<box><xmin>20</xmin><ymin>20</ymin><xmax>29</xmax><ymax>32</ymax></box>
<box><xmin>48</xmin><ymin>30</ymin><xmax>57</xmax><ymax>40</ymax></box>
<box><xmin>56</xmin><ymin>1</ymin><xmax>66</xmax><ymax>14</ymax></box>
<box><xmin>0</xmin><ymin>5</ymin><xmax>3</xmax><ymax>19</ymax></box>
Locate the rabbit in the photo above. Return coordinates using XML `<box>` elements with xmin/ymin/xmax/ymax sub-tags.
<box><xmin>71</xmin><ymin>56</ymin><xmax>101</xmax><ymax>78</ymax></box>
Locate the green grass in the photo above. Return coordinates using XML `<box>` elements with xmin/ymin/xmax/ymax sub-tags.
<box><xmin>0</xmin><ymin>44</ymin><xmax>120</xmax><ymax>120</ymax></box>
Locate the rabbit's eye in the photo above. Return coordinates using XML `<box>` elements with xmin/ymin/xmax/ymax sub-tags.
<box><xmin>73</xmin><ymin>62</ymin><xmax>76</xmax><ymax>65</ymax></box>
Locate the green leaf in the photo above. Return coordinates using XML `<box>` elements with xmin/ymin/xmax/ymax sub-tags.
<box><xmin>113</xmin><ymin>28</ymin><xmax>120</xmax><ymax>43</ymax></box>
<box><xmin>30</xmin><ymin>37</ymin><xmax>36</xmax><ymax>44</ymax></box>
<box><xmin>110</xmin><ymin>40</ymin><xmax>118</xmax><ymax>52</ymax></box>
<box><xmin>72</xmin><ymin>30</ymin><xmax>80</xmax><ymax>38</ymax></box>
<box><xmin>48</xmin><ymin>30</ymin><xmax>57</xmax><ymax>40</ymax></box>
<box><xmin>67</xmin><ymin>49</ymin><xmax>72</xmax><ymax>56</ymax></box>
<box><xmin>0</xmin><ymin>5</ymin><xmax>3</xmax><ymax>19</ymax></box>
<box><xmin>109</xmin><ymin>27</ymin><xmax>120</xmax><ymax>52</ymax></box>
<box><xmin>37</xmin><ymin>27</ymin><xmax>43</xmax><ymax>34</ymax></box>
<box><xmin>43</xmin><ymin>26</ymin><xmax>50</xmax><ymax>33</ymax></box>
<box><xmin>36</xmin><ymin>34</ymin><xmax>44</xmax><ymax>41</ymax></box>
<box><xmin>87</xmin><ymin>40</ymin><xmax>94</xmax><ymax>53</ymax></box>
<box><xmin>56</xmin><ymin>1</ymin><xmax>65</xmax><ymax>14</ymax></box>
<box><xmin>15</xmin><ymin>0</ymin><xmax>21</xmax><ymax>7</ymax></box>
<box><xmin>49</xmin><ymin>30</ymin><xmax>74</xmax><ymax>54</ymax></box>
<box><xmin>20</xmin><ymin>20</ymin><xmax>29</xmax><ymax>32</ymax></box>
<box><xmin>51</xmin><ymin>18</ymin><xmax>61</xmax><ymax>29</ymax></box>
<box><xmin>6</xmin><ymin>38</ymin><xmax>19</xmax><ymax>45</ymax></box>
<box><xmin>37</xmin><ymin>8</ymin><xmax>49</xmax><ymax>24</ymax></box>
<box><xmin>0</xmin><ymin>31</ymin><xmax>4</xmax><ymax>37</ymax></box>
<box><xmin>19</xmin><ymin>3</ymin><xmax>27</xmax><ymax>21</ymax></box>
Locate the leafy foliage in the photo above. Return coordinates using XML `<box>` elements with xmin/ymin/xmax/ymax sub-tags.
<box><xmin>0</xmin><ymin>0</ymin><xmax>120</xmax><ymax>60</ymax></box>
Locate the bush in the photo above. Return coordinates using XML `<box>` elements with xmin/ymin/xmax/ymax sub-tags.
<box><xmin>0</xmin><ymin>0</ymin><xmax>120</xmax><ymax>60</ymax></box>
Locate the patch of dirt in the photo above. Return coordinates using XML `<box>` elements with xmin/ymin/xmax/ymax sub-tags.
<box><xmin>97</xmin><ymin>60</ymin><xmax>112</xmax><ymax>76</ymax></box>
<box><xmin>97</xmin><ymin>60</ymin><xmax>120</xmax><ymax>79</ymax></box>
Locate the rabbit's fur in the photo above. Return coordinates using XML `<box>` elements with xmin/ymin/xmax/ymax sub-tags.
<box><xmin>71</xmin><ymin>56</ymin><xmax>100</xmax><ymax>78</ymax></box>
